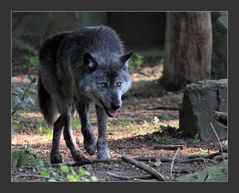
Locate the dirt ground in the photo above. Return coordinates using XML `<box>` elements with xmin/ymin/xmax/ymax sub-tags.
<box><xmin>11</xmin><ymin>64</ymin><xmax>226</xmax><ymax>182</ymax></box>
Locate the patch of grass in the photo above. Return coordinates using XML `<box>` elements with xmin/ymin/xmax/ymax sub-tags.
<box><xmin>36</xmin><ymin>123</ymin><xmax>53</xmax><ymax>140</ymax></box>
<box><xmin>187</xmin><ymin>134</ymin><xmax>201</xmax><ymax>146</ymax></box>
<box><xmin>72</xmin><ymin>118</ymin><xmax>81</xmax><ymax>129</ymax></box>
<box><xmin>107</xmin><ymin>123</ymin><xmax>118</xmax><ymax>132</ymax></box>
<box><xmin>154</xmin><ymin>134</ymin><xmax>175</xmax><ymax>144</ymax></box>
<box><xmin>138</xmin><ymin>49</ymin><xmax>165</xmax><ymax>67</ymax></box>
<box><xmin>24</xmin><ymin>54</ymin><xmax>39</xmax><ymax>68</ymax></box>
<box><xmin>152</xmin><ymin>127</ymin><xmax>182</xmax><ymax>144</ymax></box>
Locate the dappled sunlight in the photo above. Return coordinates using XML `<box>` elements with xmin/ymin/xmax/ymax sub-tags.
<box><xmin>11</xmin><ymin>75</ymin><xmax>36</xmax><ymax>84</ymax></box>
<box><xmin>131</xmin><ymin>64</ymin><xmax>163</xmax><ymax>83</ymax></box>
<box><xmin>19</xmin><ymin>111</ymin><xmax>43</xmax><ymax>120</ymax></box>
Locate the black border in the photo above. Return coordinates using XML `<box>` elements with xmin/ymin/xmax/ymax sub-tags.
<box><xmin>1</xmin><ymin>0</ymin><xmax>238</xmax><ymax>193</ymax></box>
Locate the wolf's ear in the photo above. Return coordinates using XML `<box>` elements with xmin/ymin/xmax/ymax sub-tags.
<box><xmin>84</xmin><ymin>52</ymin><xmax>98</xmax><ymax>72</ymax></box>
<box><xmin>120</xmin><ymin>52</ymin><xmax>133</xmax><ymax>67</ymax></box>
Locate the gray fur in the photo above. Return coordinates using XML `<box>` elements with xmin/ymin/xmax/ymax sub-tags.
<box><xmin>38</xmin><ymin>26</ymin><xmax>132</xmax><ymax>163</ymax></box>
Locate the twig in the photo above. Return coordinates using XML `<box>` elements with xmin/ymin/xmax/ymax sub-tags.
<box><xmin>57</xmin><ymin>159</ymin><xmax>120</xmax><ymax>167</ymax></box>
<box><xmin>106</xmin><ymin>172</ymin><xmax>153</xmax><ymax>180</ymax></box>
<box><xmin>160</xmin><ymin>152</ymin><xmax>223</xmax><ymax>163</ymax></box>
<box><xmin>205</xmin><ymin>152</ymin><xmax>221</xmax><ymax>159</ymax></box>
<box><xmin>210</xmin><ymin>123</ymin><xmax>225</xmax><ymax>164</ymax></box>
<box><xmin>146</xmin><ymin>105</ymin><xmax>180</xmax><ymax>111</ymax></box>
<box><xmin>160</xmin><ymin>157</ymin><xmax>173</xmax><ymax>162</ymax></box>
<box><xmin>201</xmin><ymin>157</ymin><xmax>209</xmax><ymax>182</ymax></box>
<box><xmin>121</xmin><ymin>155</ymin><xmax>166</xmax><ymax>181</ymax></box>
<box><xmin>153</xmin><ymin>144</ymin><xmax>185</xmax><ymax>150</ymax></box>
<box><xmin>170</xmin><ymin>148</ymin><xmax>180</xmax><ymax>180</ymax></box>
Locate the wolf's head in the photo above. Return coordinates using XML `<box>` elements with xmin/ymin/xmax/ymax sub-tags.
<box><xmin>78</xmin><ymin>52</ymin><xmax>132</xmax><ymax>117</ymax></box>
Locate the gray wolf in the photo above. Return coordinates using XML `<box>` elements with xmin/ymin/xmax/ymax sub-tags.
<box><xmin>38</xmin><ymin>26</ymin><xmax>132</xmax><ymax>163</ymax></box>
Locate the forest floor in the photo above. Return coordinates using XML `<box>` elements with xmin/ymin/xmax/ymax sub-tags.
<box><xmin>11</xmin><ymin>63</ymin><xmax>227</xmax><ymax>182</ymax></box>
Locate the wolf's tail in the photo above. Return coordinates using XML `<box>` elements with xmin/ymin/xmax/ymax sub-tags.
<box><xmin>38</xmin><ymin>76</ymin><xmax>56</xmax><ymax>126</ymax></box>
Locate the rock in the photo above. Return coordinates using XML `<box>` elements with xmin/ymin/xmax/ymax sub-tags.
<box><xmin>179</xmin><ymin>79</ymin><xmax>227</xmax><ymax>142</ymax></box>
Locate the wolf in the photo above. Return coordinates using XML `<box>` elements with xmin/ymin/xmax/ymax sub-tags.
<box><xmin>38</xmin><ymin>26</ymin><xmax>132</xmax><ymax>163</ymax></box>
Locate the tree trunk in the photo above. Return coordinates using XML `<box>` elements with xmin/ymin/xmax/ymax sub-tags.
<box><xmin>162</xmin><ymin>12</ymin><xmax>212</xmax><ymax>90</ymax></box>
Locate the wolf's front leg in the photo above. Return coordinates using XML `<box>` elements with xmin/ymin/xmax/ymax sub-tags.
<box><xmin>77</xmin><ymin>101</ymin><xmax>96</xmax><ymax>155</ymax></box>
<box><xmin>95</xmin><ymin>105</ymin><xmax>110</xmax><ymax>159</ymax></box>
<box><xmin>62</xmin><ymin>110</ymin><xmax>87</xmax><ymax>162</ymax></box>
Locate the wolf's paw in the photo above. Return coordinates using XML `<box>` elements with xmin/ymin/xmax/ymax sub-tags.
<box><xmin>72</xmin><ymin>150</ymin><xmax>89</xmax><ymax>162</ymax></box>
<box><xmin>84</xmin><ymin>138</ymin><xmax>96</xmax><ymax>155</ymax></box>
<box><xmin>97</xmin><ymin>148</ymin><xmax>110</xmax><ymax>160</ymax></box>
<box><xmin>50</xmin><ymin>152</ymin><xmax>63</xmax><ymax>164</ymax></box>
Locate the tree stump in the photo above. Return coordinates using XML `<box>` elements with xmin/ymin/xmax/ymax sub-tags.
<box><xmin>179</xmin><ymin>79</ymin><xmax>227</xmax><ymax>142</ymax></box>
<box><xmin>162</xmin><ymin>12</ymin><xmax>212</xmax><ymax>90</ymax></box>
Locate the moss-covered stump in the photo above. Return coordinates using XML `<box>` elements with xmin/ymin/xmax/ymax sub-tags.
<box><xmin>179</xmin><ymin>79</ymin><xmax>228</xmax><ymax>142</ymax></box>
<box><xmin>176</xmin><ymin>163</ymin><xmax>228</xmax><ymax>182</ymax></box>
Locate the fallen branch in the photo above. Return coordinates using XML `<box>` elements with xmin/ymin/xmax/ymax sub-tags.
<box><xmin>106</xmin><ymin>172</ymin><xmax>153</xmax><ymax>180</ymax></box>
<box><xmin>133</xmin><ymin>156</ymin><xmax>157</xmax><ymax>162</ymax></box>
<box><xmin>159</xmin><ymin>149</ymin><xmax>227</xmax><ymax>164</ymax></box>
<box><xmin>210</xmin><ymin>123</ymin><xmax>226</xmax><ymax>164</ymax></box>
<box><xmin>121</xmin><ymin>155</ymin><xmax>166</xmax><ymax>181</ymax></box>
<box><xmin>153</xmin><ymin>144</ymin><xmax>185</xmax><ymax>150</ymax></box>
<box><xmin>146</xmin><ymin>105</ymin><xmax>180</xmax><ymax>111</ymax></box>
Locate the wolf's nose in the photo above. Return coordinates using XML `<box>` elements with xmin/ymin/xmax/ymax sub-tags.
<box><xmin>111</xmin><ymin>104</ymin><xmax>121</xmax><ymax>111</ymax></box>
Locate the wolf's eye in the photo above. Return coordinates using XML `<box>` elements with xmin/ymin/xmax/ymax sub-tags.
<box><xmin>98</xmin><ymin>82</ymin><xmax>107</xmax><ymax>88</ymax></box>
<box><xmin>116</xmin><ymin>82</ymin><xmax>122</xmax><ymax>87</ymax></box>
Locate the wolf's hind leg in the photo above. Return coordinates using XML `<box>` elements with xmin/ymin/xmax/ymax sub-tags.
<box><xmin>62</xmin><ymin>111</ymin><xmax>87</xmax><ymax>162</ymax></box>
<box><xmin>51</xmin><ymin>115</ymin><xmax>64</xmax><ymax>163</ymax></box>
<box><xmin>95</xmin><ymin>105</ymin><xmax>110</xmax><ymax>160</ymax></box>
<box><xmin>77</xmin><ymin>102</ymin><xmax>96</xmax><ymax>155</ymax></box>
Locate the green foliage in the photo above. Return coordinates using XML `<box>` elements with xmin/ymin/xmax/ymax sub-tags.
<box><xmin>37</xmin><ymin>123</ymin><xmax>53</xmax><ymax>140</ymax></box>
<box><xmin>24</xmin><ymin>54</ymin><xmax>39</xmax><ymax>68</ymax></box>
<box><xmin>137</xmin><ymin>49</ymin><xmax>165</xmax><ymax>67</ymax></box>
<box><xmin>64</xmin><ymin>166</ymin><xmax>97</xmax><ymax>182</ymax></box>
<box><xmin>65</xmin><ymin>166</ymin><xmax>97</xmax><ymax>182</ymax></box>
<box><xmin>11</xmin><ymin>146</ymin><xmax>38</xmax><ymax>171</ymax></box>
<box><xmin>12</xmin><ymin>76</ymin><xmax>37</xmax><ymax>116</ymax></box>
<box><xmin>12</xmin><ymin>146</ymin><xmax>97</xmax><ymax>182</ymax></box>
<box><xmin>128</xmin><ymin>53</ymin><xmax>144</xmax><ymax>68</ymax></box>
<box><xmin>218</xmin><ymin>11</ymin><xmax>228</xmax><ymax>28</ymax></box>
